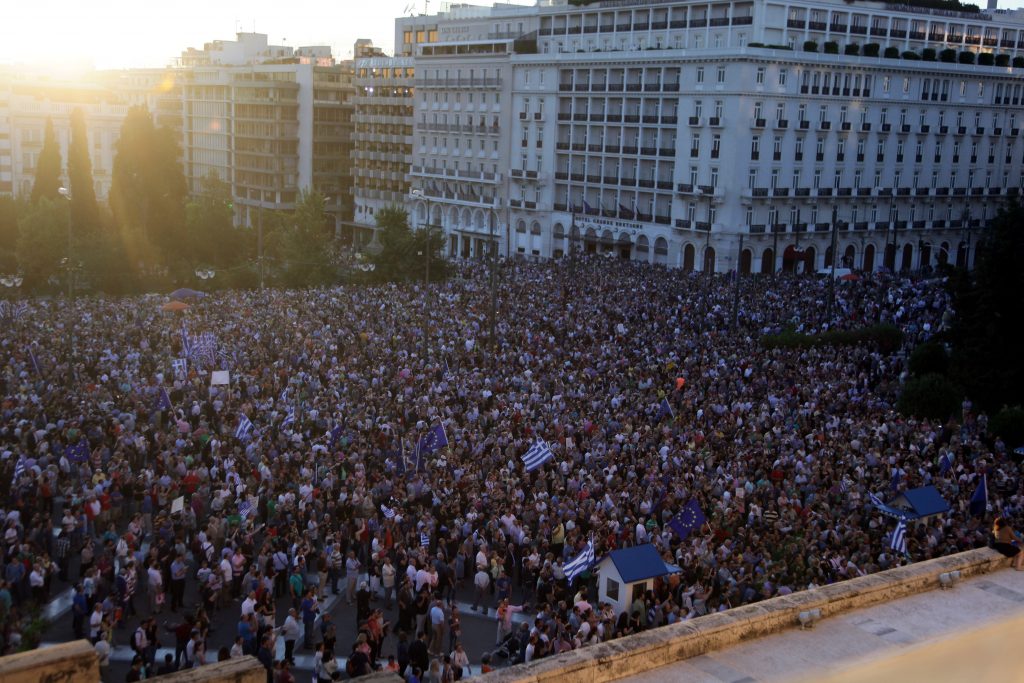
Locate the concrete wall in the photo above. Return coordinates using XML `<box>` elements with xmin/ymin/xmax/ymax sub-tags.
<box><xmin>480</xmin><ymin>547</ymin><xmax>1010</xmax><ymax>683</ymax></box>
<box><xmin>0</xmin><ymin>640</ymin><xmax>97</xmax><ymax>683</ymax></box>
<box><xmin>157</xmin><ymin>657</ymin><xmax>264</xmax><ymax>683</ymax></box>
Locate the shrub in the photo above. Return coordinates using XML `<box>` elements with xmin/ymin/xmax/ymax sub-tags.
<box><xmin>1014</xmin><ymin>56</ymin><xmax>1024</xmax><ymax>68</ymax></box>
<box><xmin>940</xmin><ymin>48</ymin><xmax>957</xmax><ymax>62</ymax></box>
<box><xmin>761</xmin><ymin>323</ymin><xmax>903</xmax><ymax>351</ymax></box>
<box><xmin>844</xmin><ymin>43</ymin><xmax>860</xmax><ymax>55</ymax></box>
<box><xmin>897</xmin><ymin>374</ymin><xmax>963</xmax><ymax>421</ymax></box>
<box><xmin>804</xmin><ymin>40</ymin><xmax>818</xmax><ymax>52</ymax></box>
<box><xmin>909</xmin><ymin>342</ymin><xmax>950</xmax><ymax>377</ymax></box>
<box><xmin>978</xmin><ymin>52</ymin><xmax>994</xmax><ymax>66</ymax></box>
<box><xmin>989</xmin><ymin>406</ymin><xmax>1024</xmax><ymax>450</ymax></box>
<box><xmin>903</xmin><ymin>51</ymin><xmax>922</xmax><ymax>60</ymax></box>
<box><xmin>824</xmin><ymin>41</ymin><xmax>839</xmax><ymax>54</ymax></box>
<box><xmin>884</xmin><ymin>46</ymin><xmax>900</xmax><ymax>58</ymax></box>
<box><xmin>864</xmin><ymin>43</ymin><xmax>880</xmax><ymax>57</ymax></box>
<box><xmin>748</xmin><ymin>42</ymin><xmax>765</xmax><ymax>48</ymax></box>
<box><xmin>958</xmin><ymin>50</ymin><xmax>976</xmax><ymax>64</ymax></box>
<box><xmin>922</xmin><ymin>47</ymin><xmax>937</xmax><ymax>61</ymax></box>
<box><xmin>996</xmin><ymin>53</ymin><xmax>1010</xmax><ymax>66</ymax></box>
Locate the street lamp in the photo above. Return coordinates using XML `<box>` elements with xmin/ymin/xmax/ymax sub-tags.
<box><xmin>58</xmin><ymin>186</ymin><xmax>73</xmax><ymax>298</ymax></box>
<box><xmin>195</xmin><ymin>268</ymin><xmax>216</xmax><ymax>281</ymax></box>
<box><xmin>826</xmin><ymin>203</ymin><xmax>839</xmax><ymax>325</ymax></box>
<box><xmin>410</xmin><ymin>188</ymin><xmax>433</xmax><ymax>359</ymax></box>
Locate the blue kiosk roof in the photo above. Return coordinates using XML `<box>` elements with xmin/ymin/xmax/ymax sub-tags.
<box><xmin>602</xmin><ymin>544</ymin><xmax>676</xmax><ymax>583</ymax></box>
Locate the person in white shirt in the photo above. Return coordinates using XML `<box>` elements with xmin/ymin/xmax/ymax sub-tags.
<box><xmin>280</xmin><ymin>608</ymin><xmax>300</xmax><ymax>664</ymax></box>
<box><xmin>240</xmin><ymin>590</ymin><xmax>257</xmax><ymax>617</ymax></box>
<box><xmin>89</xmin><ymin>603</ymin><xmax>104</xmax><ymax>642</ymax></box>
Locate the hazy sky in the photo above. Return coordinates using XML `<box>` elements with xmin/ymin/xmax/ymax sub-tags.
<box><xmin>2</xmin><ymin>0</ymin><xmax>1022</xmax><ymax>71</ymax></box>
<box><xmin>0</xmin><ymin>0</ymin><xmax>519</xmax><ymax>70</ymax></box>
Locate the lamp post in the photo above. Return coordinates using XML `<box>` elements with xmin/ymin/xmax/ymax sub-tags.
<box><xmin>826</xmin><ymin>203</ymin><xmax>839</xmax><ymax>325</ymax></box>
<box><xmin>410</xmin><ymin>188</ymin><xmax>433</xmax><ymax>359</ymax></box>
<box><xmin>732</xmin><ymin>232</ymin><xmax>744</xmax><ymax>329</ymax></box>
<box><xmin>488</xmin><ymin>200</ymin><xmax>498</xmax><ymax>356</ymax></box>
<box><xmin>0</xmin><ymin>274</ymin><xmax>23</xmax><ymax>301</ymax></box>
<box><xmin>195</xmin><ymin>268</ymin><xmax>216</xmax><ymax>282</ymax></box>
<box><xmin>58</xmin><ymin>186</ymin><xmax>73</xmax><ymax>298</ymax></box>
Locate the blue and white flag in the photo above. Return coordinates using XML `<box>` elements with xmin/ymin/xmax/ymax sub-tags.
<box><xmin>890</xmin><ymin>518</ymin><xmax>908</xmax><ymax>555</ymax></box>
<box><xmin>328</xmin><ymin>424</ymin><xmax>343</xmax><ymax>449</ymax></box>
<box><xmin>238</xmin><ymin>499</ymin><xmax>254</xmax><ymax>518</ymax></box>
<box><xmin>839</xmin><ymin>477</ymin><xmax>850</xmax><ymax>494</ymax></box>
<box><xmin>28</xmin><ymin>348</ymin><xmax>42</xmax><ymax>377</ymax></box>
<box><xmin>171</xmin><ymin>358</ymin><xmax>188</xmax><ymax>380</ymax></box>
<box><xmin>381</xmin><ymin>504</ymin><xmax>396</xmax><ymax>520</ymax></box>
<box><xmin>416</xmin><ymin>424</ymin><xmax>449</xmax><ymax>456</ymax></box>
<box><xmin>420</xmin><ymin>531</ymin><xmax>430</xmax><ymax>547</ymax></box>
<box><xmin>281</xmin><ymin>409</ymin><xmax>296</xmax><ymax>430</ymax></box>
<box><xmin>521</xmin><ymin>439</ymin><xmax>554</xmax><ymax>472</ymax></box>
<box><xmin>156</xmin><ymin>388</ymin><xmax>173</xmax><ymax>412</ymax></box>
<box><xmin>180</xmin><ymin>322</ymin><xmax>193</xmax><ymax>358</ymax></box>
<box><xmin>890</xmin><ymin>468</ymin><xmax>902</xmax><ymax>492</ymax></box>
<box><xmin>11</xmin><ymin>454</ymin><xmax>26</xmax><ymax>486</ymax></box>
<box><xmin>235</xmin><ymin>415</ymin><xmax>254</xmax><ymax>440</ymax></box>
<box><xmin>969</xmin><ymin>473</ymin><xmax>988</xmax><ymax>517</ymax></box>
<box><xmin>563</xmin><ymin>537</ymin><xmax>596</xmax><ymax>584</ymax></box>
<box><xmin>868</xmin><ymin>492</ymin><xmax>887</xmax><ymax>509</ymax></box>
<box><xmin>939</xmin><ymin>454</ymin><xmax>952</xmax><ymax>476</ymax></box>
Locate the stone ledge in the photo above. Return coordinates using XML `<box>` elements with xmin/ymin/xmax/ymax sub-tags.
<box><xmin>481</xmin><ymin>547</ymin><xmax>1009</xmax><ymax>683</ymax></box>
<box><xmin>157</xmin><ymin>656</ymin><xmax>264</xmax><ymax>683</ymax></box>
<box><xmin>0</xmin><ymin>640</ymin><xmax>98</xmax><ymax>683</ymax></box>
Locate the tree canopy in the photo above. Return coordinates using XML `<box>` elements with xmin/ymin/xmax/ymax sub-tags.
<box><xmin>67</xmin><ymin>108</ymin><xmax>102</xmax><ymax>235</ymax></box>
<box><xmin>30</xmin><ymin>119</ymin><xmax>62</xmax><ymax>205</ymax></box>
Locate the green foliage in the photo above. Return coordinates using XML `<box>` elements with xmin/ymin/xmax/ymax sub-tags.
<box><xmin>369</xmin><ymin>205</ymin><xmax>448</xmax><ymax>283</ymax></box>
<box><xmin>184</xmin><ymin>173</ymin><xmax>251</xmax><ymax>277</ymax></box>
<box><xmin>996</xmin><ymin>54</ymin><xmax>1010</xmax><ymax>67</ymax></box>
<box><xmin>903</xmin><ymin>51</ymin><xmax>922</xmax><ymax>60</ymax></box>
<box><xmin>908</xmin><ymin>342</ymin><xmax>950</xmax><ymax>377</ymax></box>
<box><xmin>844</xmin><ymin>43</ymin><xmax>860</xmax><ymax>56</ymax></box>
<box><xmin>897</xmin><ymin>374</ymin><xmax>963</xmax><ymax>421</ymax></box>
<box><xmin>884</xmin><ymin>46</ymin><xmax>901</xmax><ymax>58</ymax></box>
<box><xmin>30</xmin><ymin>119</ymin><xmax>62</xmax><ymax>205</ymax></box>
<box><xmin>16</xmin><ymin>198</ymin><xmax>67</xmax><ymax>290</ymax></box>
<box><xmin>263</xmin><ymin>190</ymin><xmax>339</xmax><ymax>288</ymax></box>
<box><xmin>109</xmin><ymin>106</ymin><xmax>187</xmax><ymax>270</ymax></box>
<box><xmin>922</xmin><ymin>47</ymin><xmax>937</xmax><ymax>61</ymax></box>
<box><xmin>761</xmin><ymin>324</ymin><xmax>903</xmax><ymax>351</ymax></box>
<box><xmin>978</xmin><ymin>52</ymin><xmax>994</xmax><ymax>66</ymax></box>
<box><xmin>946</xmin><ymin>201</ymin><xmax>1024</xmax><ymax>413</ymax></box>
<box><xmin>67</xmin><ymin>108</ymin><xmax>102</xmax><ymax>235</ymax></box>
<box><xmin>824</xmin><ymin>41</ymin><xmax>839</xmax><ymax>54</ymax></box>
<box><xmin>989</xmin><ymin>406</ymin><xmax>1024</xmax><ymax>448</ymax></box>
<box><xmin>958</xmin><ymin>51</ymin><xmax>976</xmax><ymax>64</ymax></box>
<box><xmin>0</xmin><ymin>196</ymin><xmax>21</xmax><ymax>272</ymax></box>
<box><xmin>940</xmin><ymin>48</ymin><xmax>957</xmax><ymax>62</ymax></box>
<box><xmin>803</xmin><ymin>40</ymin><xmax>818</xmax><ymax>52</ymax></box>
<box><xmin>863</xmin><ymin>43</ymin><xmax>880</xmax><ymax>57</ymax></box>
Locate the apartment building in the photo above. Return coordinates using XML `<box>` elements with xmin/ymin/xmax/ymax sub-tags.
<box><xmin>402</xmin><ymin>0</ymin><xmax>1024</xmax><ymax>272</ymax></box>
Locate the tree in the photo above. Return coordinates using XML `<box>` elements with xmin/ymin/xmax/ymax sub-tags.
<box><xmin>67</xmin><ymin>108</ymin><xmax>102</xmax><ymax>235</ymax></box>
<box><xmin>368</xmin><ymin>205</ymin><xmax>446</xmax><ymax>283</ymax></box>
<box><xmin>0</xmin><ymin>196</ymin><xmax>21</xmax><ymax>272</ymax></box>
<box><xmin>184</xmin><ymin>172</ymin><xmax>250</xmax><ymax>275</ymax></box>
<box><xmin>264</xmin><ymin>190</ymin><xmax>337</xmax><ymax>288</ymax></box>
<box><xmin>30</xmin><ymin>118</ymin><xmax>62</xmax><ymax>204</ymax></box>
<box><xmin>946</xmin><ymin>201</ymin><xmax>1024</xmax><ymax>413</ymax></box>
<box><xmin>16</xmin><ymin>198</ymin><xmax>66</xmax><ymax>290</ymax></box>
<box><xmin>109</xmin><ymin>106</ymin><xmax>187</xmax><ymax>269</ymax></box>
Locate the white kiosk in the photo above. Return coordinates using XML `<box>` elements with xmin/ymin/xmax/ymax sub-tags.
<box><xmin>596</xmin><ymin>544</ymin><xmax>680</xmax><ymax>617</ymax></box>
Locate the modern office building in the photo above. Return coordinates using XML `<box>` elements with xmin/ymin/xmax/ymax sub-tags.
<box><xmin>402</xmin><ymin>0</ymin><xmax>1024</xmax><ymax>272</ymax></box>
<box><xmin>176</xmin><ymin>33</ymin><xmax>355</xmax><ymax>234</ymax></box>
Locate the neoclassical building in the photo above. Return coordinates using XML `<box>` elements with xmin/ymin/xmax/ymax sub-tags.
<box><xmin>396</xmin><ymin>0</ymin><xmax>1024</xmax><ymax>272</ymax></box>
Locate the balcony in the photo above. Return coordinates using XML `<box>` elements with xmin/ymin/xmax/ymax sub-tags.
<box><xmin>900</xmin><ymin>124</ymin><xmax>911</xmax><ymax>133</ymax></box>
<box><xmin>772</xmin><ymin>187</ymin><xmax>790</xmax><ymax>197</ymax></box>
<box><xmin>749</xmin><ymin>224</ymin><xmax>766</xmax><ymax>234</ymax></box>
<box><xmin>695</xmin><ymin>221</ymin><xmax>711</xmax><ymax>231</ymax></box>
<box><xmin>753</xmin><ymin>118</ymin><xmax>766</xmax><ymax>128</ymax></box>
<box><xmin>881</xmin><ymin>123</ymin><xmax>892</xmax><ymax>132</ymax></box>
<box><xmin>857</xmin><ymin>188</ymin><xmax>872</xmax><ymax>196</ymax></box>
<box><xmin>775</xmin><ymin>119</ymin><xmax>789</xmax><ymax>129</ymax></box>
<box><xmin>709</xmin><ymin>117</ymin><xmax>722</xmax><ymax>127</ymax></box>
<box><xmin>974</xmin><ymin>127</ymin><xmax>985</xmax><ymax>136</ymax></box>
<box><xmin>675</xmin><ymin>218</ymin><xmax>692</xmax><ymax>229</ymax></box>
<box><xmin>818</xmin><ymin>121</ymin><xmax>831</xmax><ymax>131</ymax></box>
<box><xmin>677</xmin><ymin>183</ymin><xmax>695</xmax><ymax>193</ymax></box>
<box><xmin>689</xmin><ymin>116</ymin><xmax>701</xmax><ymax>126</ymax></box>
<box><xmin>751</xmin><ymin>187</ymin><xmax>769</xmax><ymax>197</ymax></box>
<box><xmin>841</xmin><ymin>122</ymin><xmax>852</xmax><ymax>131</ymax></box>
<box><xmin>661</xmin><ymin>115</ymin><xmax>678</xmax><ymax>125</ymax></box>
<box><xmin>837</xmin><ymin>187</ymin><xmax>852</xmax><ymax>196</ymax></box>
<box><xmin>800</xmin><ymin>120</ymin><xmax>810</xmax><ymax>130</ymax></box>
<box><xmin>771</xmin><ymin>223</ymin><xmax>787</xmax><ymax>233</ymax></box>
<box><xmin>915</xmin><ymin>187</ymin><xmax>930</xmax><ymax>196</ymax></box>
<box><xmin>795</xmin><ymin>188</ymin><xmax>811</xmax><ymax>197</ymax></box>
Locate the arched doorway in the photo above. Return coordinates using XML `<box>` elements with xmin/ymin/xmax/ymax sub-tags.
<box><xmin>843</xmin><ymin>244</ymin><xmax>856</xmax><ymax>269</ymax></box>
<box><xmin>938</xmin><ymin>242</ymin><xmax>950</xmax><ymax>266</ymax></box>
<box><xmin>739</xmin><ymin>248</ymin><xmax>752</xmax><ymax>274</ymax></box>
<box><xmin>600</xmin><ymin>229</ymin><xmax>615</xmax><ymax>255</ymax></box>
<box><xmin>584</xmin><ymin>227</ymin><xmax>598</xmax><ymax>254</ymax></box>
<box><xmin>703</xmin><ymin>246</ymin><xmax>716</xmax><ymax>273</ymax></box>
<box><xmin>761</xmin><ymin>247</ymin><xmax>775</xmax><ymax>274</ymax></box>
<box><xmin>919</xmin><ymin>242</ymin><xmax>932</xmax><ymax>269</ymax></box>
<box><xmin>654</xmin><ymin>237</ymin><xmax>669</xmax><ymax>265</ymax></box>
<box><xmin>956</xmin><ymin>241</ymin><xmax>968</xmax><ymax>268</ymax></box>
<box><xmin>683</xmin><ymin>244</ymin><xmax>695</xmax><ymax>272</ymax></box>
<box><xmin>900</xmin><ymin>243</ymin><xmax>913</xmax><ymax>271</ymax></box>
<box><xmin>884</xmin><ymin>243</ymin><xmax>896</xmax><ymax>271</ymax></box>
<box><xmin>782</xmin><ymin>245</ymin><xmax>812</xmax><ymax>273</ymax></box>
<box><xmin>863</xmin><ymin>244</ymin><xmax>875</xmax><ymax>272</ymax></box>
<box><xmin>803</xmin><ymin>246</ymin><xmax>816</xmax><ymax>272</ymax></box>
<box><xmin>636</xmin><ymin>234</ymin><xmax>650</xmax><ymax>262</ymax></box>
<box><xmin>617</xmin><ymin>232</ymin><xmax>633</xmax><ymax>259</ymax></box>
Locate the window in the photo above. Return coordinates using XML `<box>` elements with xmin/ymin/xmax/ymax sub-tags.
<box><xmin>779</xmin><ymin>68</ymin><xmax>787</xmax><ymax>86</ymax></box>
<box><xmin>606</xmin><ymin>578</ymin><xmax>620</xmax><ymax>601</ymax></box>
<box><xmin>903</xmin><ymin>77</ymin><xmax>910</xmax><ymax>94</ymax></box>
<box><xmin>696</xmin><ymin>67</ymin><xmax>704</xmax><ymax>84</ymax></box>
<box><xmin>717</xmin><ymin>66</ymin><xmax>726</xmax><ymax>83</ymax></box>
<box><xmin>751</xmin><ymin>135</ymin><xmax>760</xmax><ymax>158</ymax></box>
<box><xmin>756</xmin><ymin>67</ymin><xmax>765</xmax><ymax>84</ymax></box>
<box><xmin>748</xmin><ymin>169</ymin><xmax>757</xmax><ymax>188</ymax></box>
<box><xmin>883</xmin><ymin>75</ymin><xmax>890</xmax><ymax>92</ymax></box>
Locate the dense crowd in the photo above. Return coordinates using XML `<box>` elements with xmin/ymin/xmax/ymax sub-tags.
<box><xmin>0</xmin><ymin>257</ymin><xmax>1018</xmax><ymax>682</ymax></box>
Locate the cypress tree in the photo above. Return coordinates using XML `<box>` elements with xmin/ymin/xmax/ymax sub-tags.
<box><xmin>68</xmin><ymin>107</ymin><xmax>101</xmax><ymax>234</ymax></box>
<box><xmin>30</xmin><ymin>118</ymin><xmax>62</xmax><ymax>204</ymax></box>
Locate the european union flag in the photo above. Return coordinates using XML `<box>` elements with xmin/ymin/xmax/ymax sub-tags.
<box><xmin>969</xmin><ymin>473</ymin><xmax>988</xmax><ymax>517</ymax></box>
<box><xmin>328</xmin><ymin>424</ymin><xmax>343</xmax><ymax>450</ymax></box>
<box><xmin>668</xmin><ymin>499</ymin><xmax>706</xmax><ymax>541</ymax></box>
<box><xmin>156</xmin><ymin>388</ymin><xmax>173</xmax><ymax>412</ymax></box>
<box><xmin>890</xmin><ymin>468</ymin><xmax>902</xmax><ymax>492</ymax></box>
<box><xmin>939</xmin><ymin>454</ymin><xmax>952</xmax><ymax>476</ymax></box>
<box><xmin>657</xmin><ymin>398</ymin><xmax>674</xmax><ymax>421</ymax></box>
<box><xmin>417</xmin><ymin>424</ymin><xmax>448</xmax><ymax>456</ymax></box>
<box><xmin>67</xmin><ymin>439</ymin><xmax>90</xmax><ymax>464</ymax></box>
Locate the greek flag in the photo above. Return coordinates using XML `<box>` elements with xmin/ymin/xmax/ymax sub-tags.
<box><xmin>868</xmin><ymin>492</ymin><xmax>886</xmax><ymax>508</ymax></box>
<box><xmin>381</xmin><ymin>504</ymin><xmax>396</xmax><ymax>520</ymax></box>
<box><xmin>172</xmin><ymin>358</ymin><xmax>188</xmax><ymax>380</ymax></box>
<box><xmin>28</xmin><ymin>348</ymin><xmax>42</xmax><ymax>377</ymax></box>
<box><xmin>890</xmin><ymin>518</ymin><xmax>907</xmax><ymax>555</ymax></box>
<box><xmin>239</xmin><ymin>499</ymin><xmax>254</xmax><ymax>518</ymax></box>
<box><xmin>235</xmin><ymin>415</ymin><xmax>254</xmax><ymax>440</ymax></box>
<box><xmin>839</xmin><ymin>478</ymin><xmax>850</xmax><ymax>494</ymax></box>
<box><xmin>521</xmin><ymin>439</ymin><xmax>554</xmax><ymax>472</ymax></box>
<box><xmin>657</xmin><ymin>397</ymin><xmax>674</xmax><ymax>421</ymax></box>
<box><xmin>11</xmin><ymin>455</ymin><xmax>26</xmax><ymax>486</ymax></box>
<box><xmin>420</xmin><ymin>531</ymin><xmax>430</xmax><ymax>547</ymax></box>
<box><xmin>563</xmin><ymin>538</ymin><xmax>596</xmax><ymax>584</ymax></box>
<box><xmin>281</xmin><ymin>409</ymin><xmax>296</xmax><ymax>430</ymax></box>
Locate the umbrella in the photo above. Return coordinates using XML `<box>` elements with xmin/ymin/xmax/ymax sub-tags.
<box><xmin>839</xmin><ymin>273</ymin><xmax>861</xmax><ymax>282</ymax></box>
<box><xmin>169</xmin><ymin>288</ymin><xmax>206</xmax><ymax>301</ymax></box>
<box><xmin>161</xmin><ymin>301</ymin><xmax>190</xmax><ymax>312</ymax></box>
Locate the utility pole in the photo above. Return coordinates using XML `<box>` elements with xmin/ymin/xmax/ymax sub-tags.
<box><xmin>826</xmin><ymin>204</ymin><xmax>838</xmax><ymax>325</ymax></box>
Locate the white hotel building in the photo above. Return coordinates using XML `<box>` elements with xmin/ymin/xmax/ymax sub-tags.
<box><xmin>402</xmin><ymin>0</ymin><xmax>1024</xmax><ymax>272</ymax></box>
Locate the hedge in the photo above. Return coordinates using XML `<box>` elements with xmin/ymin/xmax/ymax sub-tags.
<box><xmin>761</xmin><ymin>323</ymin><xmax>904</xmax><ymax>351</ymax></box>
<box><xmin>990</xmin><ymin>406</ymin><xmax>1024</xmax><ymax>450</ymax></box>
<box><xmin>897</xmin><ymin>373</ymin><xmax>963</xmax><ymax>421</ymax></box>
